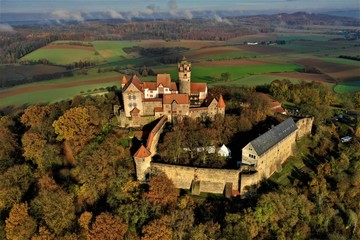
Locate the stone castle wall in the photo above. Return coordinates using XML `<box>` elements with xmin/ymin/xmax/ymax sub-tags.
<box><xmin>151</xmin><ymin>163</ymin><xmax>240</xmax><ymax>194</ymax></box>
<box><xmin>296</xmin><ymin>117</ymin><xmax>314</xmax><ymax>140</ymax></box>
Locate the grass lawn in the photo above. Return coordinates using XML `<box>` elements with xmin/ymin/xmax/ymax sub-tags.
<box><xmin>92</xmin><ymin>41</ymin><xmax>137</xmax><ymax>61</ymax></box>
<box><xmin>270</xmin><ymin>137</ymin><xmax>312</xmax><ymax>186</ymax></box>
<box><xmin>21</xmin><ymin>48</ymin><xmax>103</xmax><ymax>65</ymax></box>
<box><xmin>334</xmin><ymin>81</ymin><xmax>360</xmax><ymax>94</ymax></box>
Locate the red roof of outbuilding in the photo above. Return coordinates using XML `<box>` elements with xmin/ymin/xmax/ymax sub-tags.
<box><xmin>134</xmin><ymin>145</ymin><xmax>151</xmax><ymax>158</ymax></box>
<box><xmin>163</xmin><ymin>94</ymin><xmax>189</xmax><ymax>104</ymax></box>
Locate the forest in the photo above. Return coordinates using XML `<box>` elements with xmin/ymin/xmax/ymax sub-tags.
<box><xmin>0</xmin><ymin>80</ymin><xmax>359</xmax><ymax>239</ymax></box>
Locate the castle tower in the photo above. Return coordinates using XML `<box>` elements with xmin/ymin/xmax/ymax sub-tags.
<box><xmin>178</xmin><ymin>57</ymin><xmax>191</xmax><ymax>95</ymax></box>
<box><xmin>134</xmin><ymin>145</ymin><xmax>152</xmax><ymax>182</ymax></box>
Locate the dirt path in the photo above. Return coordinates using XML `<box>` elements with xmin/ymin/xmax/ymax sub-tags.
<box><xmin>0</xmin><ymin>76</ymin><xmax>119</xmax><ymax>99</ymax></box>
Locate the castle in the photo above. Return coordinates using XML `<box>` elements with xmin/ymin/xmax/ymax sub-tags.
<box><xmin>114</xmin><ymin>59</ymin><xmax>314</xmax><ymax>197</ymax></box>
<box><xmin>115</xmin><ymin>58</ymin><xmax>225</xmax><ymax>127</ymax></box>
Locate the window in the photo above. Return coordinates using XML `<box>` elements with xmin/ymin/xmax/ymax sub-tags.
<box><xmin>128</xmin><ymin>103</ymin><xmax>137</xmax><ymax>108</ymax></box>
<box><xmin>132</xmin><ymin>95</ymin><xmax>136</xmax><ymax>100</ymax></box>
<box><xmin>127</xmin><ymin>95</ymin><xmax>131</xmax><ymax>100</ymax></box>
<box><xmin>248</xmin><ymin>154</ymin><xmax>256</xmax><ymax>159</ymax></box>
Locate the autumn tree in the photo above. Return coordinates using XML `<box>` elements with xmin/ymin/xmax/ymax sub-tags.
<box><xmin>141</xmin><ymin>215</ymin><xmax>173</xmax><ymax>240</ymax></box>
<box><xmin>0</xmin><ymin>126</ymin><xmax>18</xmax><ymax>173</ymax></box>
<box><xmin>30</xmin><ymin>174</ymin><xmax>75</xmax><ymax>235</ymax></box>
<box><xmin>5</xmin><ymin>202</ymin><xmax>37</xmax><ymax>240</ymax></box>
<box><xmin>52</xmin><ymin>106</ymin><xmax>102</xmax><ymax>153</ymax></box>
<box><xmin>22</xmin><ymin>132</ymin><xmax>63</xmax><ymax>174</ymax></box>
<box><xmin>88</xmin><ymin>212</ymin><xmax>127</xmax><ymax>240</ymax></box>
<box><xmin>145</xmin><ymin>173</ymin><xmax>179</xmax><ymax>209</ymax></box>
<box><xmin>0</xmin><ymin>164</ymin><xmax>34</xmax><ymax>211</ymax></box>
<box><xmin>71</xmin><ymin>134</ymin><xmax>132</xmax><ymax>206</ymax></box>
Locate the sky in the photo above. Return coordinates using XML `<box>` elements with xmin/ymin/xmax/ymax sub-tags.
<box><xmin>0</xmin><ymin>0</ymin><xmax>359</xmax><ymax>23</ymax></box>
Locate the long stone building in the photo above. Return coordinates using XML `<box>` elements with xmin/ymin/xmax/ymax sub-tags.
<box><xmin>133</xmin><ymin>116</ymin><xmax>314</xmax><ymax>196</ymax></box>
<box><xmin>114</xmin><ymin>58</ymin><xmax>225</xmax><ymax>127</ymax></box>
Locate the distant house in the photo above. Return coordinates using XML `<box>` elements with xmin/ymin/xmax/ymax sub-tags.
<box><xmin>270</xmin><ymin>100</ymin><xmax>287</xmax><ymax>115</ymax></box>
<box><xmin>183</xmin><ymin>144</ymin><xmax>231</xmax><ymax>157</ymax></box>
<box><xmin>218</xmin><ymin>144</ymin><xmax>231</xmax><ymax>157</ymax></box>
<box><xmin>341</xmin><ymin>136</ymin><xmax>352</xmax><ymax>143</ymax></box>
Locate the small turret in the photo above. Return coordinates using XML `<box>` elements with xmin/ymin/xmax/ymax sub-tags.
<box><xmin>121</xmin><ymin>75</ymin><xmax>127</xmax><ymax>89</ymax></box>
<box><xmin>178</xmin><ymin>57</ymin><xmax>191</xmax><ymax>95</ymax></box>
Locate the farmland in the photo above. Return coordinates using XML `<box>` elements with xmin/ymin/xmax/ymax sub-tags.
<box><xmin>2</xmin><ymin>27</ymin><xmax>360</xmax><ymax>107</ymax></box>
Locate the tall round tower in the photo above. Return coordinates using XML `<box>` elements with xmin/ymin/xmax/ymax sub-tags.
<box><xmin>178</xmin><ymin>57</ymin><xmax>191</xmax><ymax>95</ymax></box>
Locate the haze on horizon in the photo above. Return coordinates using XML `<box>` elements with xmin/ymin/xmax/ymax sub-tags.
<box><xmin>0</xmin><ymin>0</ymin><xmax>359</xmax><ymax>23</ymax></box>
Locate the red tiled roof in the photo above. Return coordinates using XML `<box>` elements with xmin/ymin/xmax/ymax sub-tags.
<box><xmin>163</xmin><ymin>94</ymin><xmax>189</xmax><ymax>104</ymax></box>
<box><xmin>189</xmin><ymin>107</ymin><xmax>208</xmax><ymax>111</ymax></box>
<box><xmin>143</xmin><ymin>82</ymin><xmax>158</xmax><ymax>90</ymax></box>
<box><xmin>143</xmin><ymin>98</ymin><xmax>162</xmax><ymax>102</ymax></box>
<box><xmin>154</xmin><ymin>107</ymin><xmax>163</xmax><ymax>112</ymax></box>
<box><xmin>146</xmin><ymin>116</ymin><xmax>167</xmax><ymax>149</ymax></box>
<box><xmin>122</xmin><ymin>75</ymin><xmax>143</xmax><ymax>92</ymax></box>
<box><xmin>121</xmin><ymin>75</ymin><xmax>127</xmax><ymax>85</ymax></box>
<box><xmin>217</xmin><ymin>95</ymin><xmax>226</xmax><ymax>108</ymax></box>
<box><xmin>191</xmin><ymin>83</ymin><xmax>207</xmax><ymax>94</ymax></box>
<box><xmin>170</xmin><ymin>82</ymin><xmax>178</xmax><ymax>91</ymax></box>
<box><xmin>270</xmin><ymin>101</ymin><xmax>281</xmax><ymax>108</ymax></box>
<box><xmin>130</xmin><ymin>107</ymin><xmax>140</xmax><ymax>114</ymax></box>
<box><xmin>134</xmin><ymin>145</ymin><xmax>151</xmax><ymax>158</ymax></box>
<box><xmin>157</xmin><ymin>74</ymin><xmax>171</xmax><ymax>88</ymax></box>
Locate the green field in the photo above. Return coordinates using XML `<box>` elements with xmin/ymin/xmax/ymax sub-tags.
<box><xmin>166</xmin><ymin>64</ymin><xmax>303</xmax><ymax>83</ymax></box>
<box><xmin>320</xmin><ymin>57</ymin><xmax>360</xmax><ymax>67</ymax></box>
<box><xmin>277</xmin><ymin>34</ymin><xmax>338</xmax><ymax>42</ymax></box>
<box><xmin>0</xmin><ymin>82</ymin><xmax>119</xmax><ymax>106</ymax></box>
<box><xmin>334</xmin><ymin>81</ymin><xmax>360</xmax><ymax>94</ymax></box>
<box><xmin>21</xmin><ymin>48</ymin><xmax>103</xmax><ymax>65</ymax></box>
<box><xmin>92</xmin><ymin>41</ymin><xmax>137</xmax><ymax>62</ymax></box>
<box><xmin>209</xmin><ymin>75</ymin><xmax>300</xmax><ymax>87</ymax></box>
<box><xmin>199</xmin><ymin>51</ymin><xmax>262</xmax><ymax>61</ymax></box>
<box><xmin>0</xmin><ymin>70</ymin><xmax>122</xmax><ymax>106</ymax></box>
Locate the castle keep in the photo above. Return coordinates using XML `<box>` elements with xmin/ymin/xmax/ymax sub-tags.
<box><xmin>115</xmin><ymin>58</ymin><xmax>225</xmax><ymax>127</ymax></box>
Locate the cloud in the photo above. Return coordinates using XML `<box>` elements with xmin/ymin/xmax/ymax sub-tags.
<box><xmin>168</xmin><ymin>0</ymin><xmax>178</xmax><ymax>16</ymax></box>
<box><xmin>51</xmin><ymin>10</ymin><xmax>84</xmax><ymax>22</ymax></box>
<box><xmin>0</xmin><ymin>23</ymin><xmax>15</xmax><ymax>32</ymax></box>
<box><xmin>144</xmin><ymin>4</ymin><xmax>160</xmax><ymax>15</ymax></box>
<box><xmin>167</xmin><ymin>0</ymin><xmax>193</xmax><ymax>19</ymax></box>
<box><xmin>107</xmin><ymin>10</ymin><xmax>123</xmax><ymax>19</ymax></box>
<box><xmin>213</xmin><ymin>14</ymin><xmax>232</xmax><ymax>25</ymax></box>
